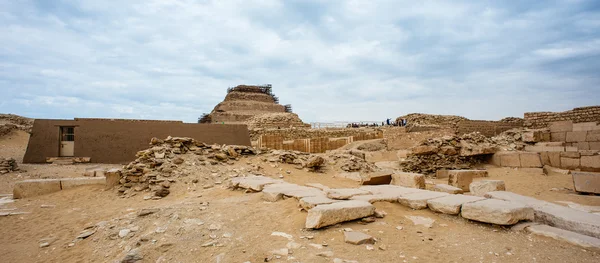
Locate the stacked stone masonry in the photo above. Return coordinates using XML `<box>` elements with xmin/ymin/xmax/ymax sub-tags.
<box><xmin>457</xmin><ymin>120</ymin><xmax>523</xmax><ymax>137</ymax></box>
<box><xmin>256</xmin><ymin>131</ymin><xmax>383</xmax><ymax>153</ymax></box>
<box><xmin>524</xmin><ymin>106</ymin><xmax>600</xmax><ymax>129</ymax></box>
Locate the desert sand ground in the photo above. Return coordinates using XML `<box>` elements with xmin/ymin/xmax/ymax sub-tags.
<box><xmin>1</xmin><ymin>130</ymin><xmax>599</xmax><ymax>263</ymax></box>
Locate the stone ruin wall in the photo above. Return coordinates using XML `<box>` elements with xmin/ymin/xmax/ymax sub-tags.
<box><xmin>249</xmin><ymin>128</ymin><xmax>381</xmax><ymax>141</ymax></box>
<box><xmin>524</xmin><ymin>106</ymin><xmax>600</xmax><ymax>129</ymax></box>
<box><xmin>457</xmin><ymin>120</ymin><xmax>523</xmax><ymax>137</ymax></box>
<box><xmin>255</xmin><ymin>130</ymin><xmax>384</xmax><ymax>153</ymax></box>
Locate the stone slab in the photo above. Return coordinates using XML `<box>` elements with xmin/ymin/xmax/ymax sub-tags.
<box><xmin>361</xmin><ymin>171</ymin><xmax>392</xmax><ymax>185</ymax></box>
<box><xmin>433</xmin><ymin>184</ymin><xmax>463</xmax><ymax>194</ymax></box>
<box><xmin>230</xmin><ymin>176</ymin><xmax>283</xmax><ymax>191</ymax></box>
<box><xmin>334</xmin><ymin>172</ymin><xmax>363</xmax><ymax>182</ymax></box>
<box><xmin>13</xmin><ymin>179</ymin><xmax>62</xmax><ymax>199</ymax></box>
<box><xmin>390</xmin><ymin>172</ymin><xmax>425</xmax><ymax>189</ymax></box>
<box><xmin>485</xmin><ymin>191</ymin><xmax>600</xmax><ymax>238</ymax></box>
<box><xmin>549</xmin><ymin>121</ymin><xmax>573</xmax><ymax>133</ymax></box>
<box><xmin>500</xmin><ymin>153</ymin><xmax>521</xmax><ymax>167</ymax></box>
<box><xmin>551</xmin><ymin>132</ymin><xmax>567</xmax><ymax>142</ymax></box>
<box><xmin>572</xmin><ymin>171</ymin><xmax>600</xmax><ymax>194</ymax></box>
<box><xmin>397</xmin><ymin>191</ymin><xmax>449</xmax><ymax>210</ymax></box>
<box><xmin>305</xmin><ymin>201</ymin><xmax>376</xmax><ymax>229</ymax></box>
<box><xmin>520</xmin><ymin>152</ymin><xmax>543</xmax><ymax>168</ymax></box>
<box><xmin>566</xmin><ymin>131</ymin><xmax>588</xmax><ymax>142</ymax></box>
<box><xmin>561</xmin><ymin>152</ymin><xmax>580</xmax><ymax>158</ymax></box>
<box><xmin>560</xmin><ymin>157</ymin><xmax>580</xmax><ymax>170</ymax></box>
<box><xmin>573</xmin><ymin>122</ymin><xmax>597</xmax><ymax>132</ymax></box>
<box><xmin>448</xmin><ymin>170</ymin><xmax>487</xmax><ymax>191</ymax></box>
<box><xmin>469</xmin><ymin>180</ymin><xmax>506</xmax><ymax>196</ymax></box>
<box><xmin>299</xmin><ymin>195</ymin><xmax>342</xmax><ymax>210</ymax></box>
<box><xmin>580</xmin><ymin>155</ymin><xmax>600</xmax><ymax>171</ymax></box>
<box><xmin>374</xmin><ymin>161</ymin><xmax>400</xmax><ymax>170</ymax></box>
<box><xmin>105</xmin><ymin>168</ymin><xmax>121</xmax><ymax>190</ymax></box>
<box><xmin>590</xmin><ymin>142</ymin><xmax>600</xmax><ymax>150</ymax></box>
<box><xmin>427</xmin><ymin>194</ymin><xmax>485</xmax><ymax>215</ymax></box>
<box><xmin>527</xmin><ymin>224</ymin><xmax>600</xmax><ymax>249</ymax></box>
<box><xmin>461</xmin><ymin>199</ymin><xmax>534</xmax><ymax>225</ymax></box>
<box><xmin>344</xmin><ymin>231</ymin><xmax>375</xmax><ymax>245</ymax></box>
<box><xmin>326</xmin><ymin>188</ymin><xmax>371</xmax><ymax>200</ymax></box>
<box><xmin>262</xmin><ymin>183</ymin><xmax>324</xmax><ymax>202</ymax></box>
<box><xmin>60</xmin><ymin>177</ymin><xmax>106</xmax><ymax>190</ymax></box>
<box><xmin>543</xmin><ymin>165</ymin><xmax>571</xmax><ymax>176</ymax></box>
<box><xmin>576</xmin><ymin>142</ymin><xmax>590</xmax><ymax>150</ymax></box>
<box><xmin>435</xmin><ymin>170</ymin><xmax>449</xmax><ymax>179</ymax></box>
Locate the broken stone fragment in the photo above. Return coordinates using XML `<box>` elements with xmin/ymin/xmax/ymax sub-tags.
<box><xmin>344</xmin><ymin>231</ymin><xmax>375</xmax><ymax>245</ymax></box>
<box><xmin>326</xmin><ymin>188</ymin><xmax>371</xmax><ymax>200</ymax></box>
<box><xmin>305</xmin><ymin>200</ymin><xmax>376</xmax><ymax>229</ymax></box>
<box><xmin>469</xmin><ymin>180</ymin><xmax>506</xmax><ymax>196</ymax></box>
<box><xmin>461</xmin><ymin>199</ymin><xmax>534</xmax><ymax>225</ymax></box>
<box><xmin>427</xmin><ymin>194</ymin><xmax>486</xmax><ymax>215</ymax></box>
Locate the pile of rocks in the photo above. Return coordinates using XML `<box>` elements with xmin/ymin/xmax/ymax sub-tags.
<box><xmin>0</xmin><ymin>114</ymin><xmax>33</xmax><ymax>137</ymax></box>
<box><xmin>246</xmin><ymin>112</ymin><xmax>310</xmax><ymax>129</ymax></box>
<box><xmin>402</xmin><ymin>133</ymin><xmax>499</xmax><ymax>174</ymax></box>
<box><xmin>328</xmin><ymin>151</ymin><xmax>377</xmax><ymax>173</ymax></box>
<box><xmin>0</xmin><ymin>158</ymin><xmax>18</xmax><ymax>174</ymax></box>
<box><xmin>118</xmin><ymin>136</ymin><xmax>257</xmax><ymax>198</ymax></box>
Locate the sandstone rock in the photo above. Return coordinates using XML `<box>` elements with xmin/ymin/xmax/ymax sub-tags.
<box><xmin>469</xmin><ymin>180</ymin><xmax>506</xmax><ymax>196</ymax></box>
<box><xmin>305</xmin><ymin>201</ymin><xmax>376</xmax><ymax>229</ymax></box>
<box><xmin>433</xmin><ymin>184</ymin><xmax>463</xmax><ymax>194</ymax></box>
<box><xmin>390</xmin><ymin>172</ymin><xmax>425</xmax><ymax>189</ymax></box>
<box><xmin>306</xmin><ymin>156</ymin><xmax>325</xmax><ymax>170</ymax></box>
<box><xmin>411</xmin><ymin>145</ymin><xmax>438</xmax><ymax>155</ymax></box>
<box><xmin>326</xmin><ymin>188</ymin><xmax>370</xmax><ymax>200</ymax></box>
<box><xmin>155</xmin><ymin>188</ymin><xmax>170</xmax><ymax>197</ymax></box>
<box><xmin>427</xmin><ymin>194</ymin><xmax>485</xmax><ymax>215</ymax></box>
<box><xmin>138</xmin><ymin>208</ymin><xmax>159</xmax><ymax>217</ymax></box>
<box><xmin>105</xmin><ymin>168</ymin><xmax>121</xmax><ymax>190</ymax></box>
<box><xmin>397</xmin><ymin>191</ymin><xmax>449</xmax><ymax>210</ymax></box>
<box><xmin>344</xmin><ymin>231</ymin><xmax>375</xmax><ymax>245</ymax></box>
<box><xmin>461</xmin><ymin>199</ymin><xmax>534</xmax><ymax>225</ymax></box>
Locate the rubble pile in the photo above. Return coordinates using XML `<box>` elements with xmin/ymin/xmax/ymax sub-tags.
<box><xmin>0</xmin><ymin>114</ymin><xmax>33</xmax><ymax>137</ymax></box>
<box><xmin>0</xmin><ymin>157</ymin><xmax>19</xmax><ymax>174</ymax></box>
<box><xmin>246</xmin><ymin>112</ymin><xmax>309</xmax><ymax>129</ymax></box>
<box><xmin>396</xmin><ymin>113</ymin><xmax>469</xmax><ymax>130</ymax></box>
<box><xmin>118</xmin><ymin>136</ymin><xmax>258</xmax><ymax>198</ymax></box>
<box><xmin>499</xmin><ymin>117</ymin><xmax>525</xmax><ymax>125</ymax></box>
<box><xmin>328</xmin><ymin>151</ymin><xmax>377</xmax><ymax>173</ymax></box>
<box><xmin>490</xmin><ymin>128</ymin><xmax>528</xmax><ymax>151</ymax></box>
<box><xmin>263</xmin><ymin>150</ymin><xmax>327</xmax><ymax>171</ymax></box>
<box><xmin>402</xmin><ymin>133</ymin><xmax>499</xmax><ymax>174</ymax></box>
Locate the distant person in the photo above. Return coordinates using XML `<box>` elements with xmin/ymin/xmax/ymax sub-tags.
<box><xmin>403</xmin><ymin>119</ymin><xmax>407</xmax><ymax>126</ymax></box>
<box><xmin>386</xmin><ymin>118</ymin><xmax>390</xmax><ymax>125</ymax></box>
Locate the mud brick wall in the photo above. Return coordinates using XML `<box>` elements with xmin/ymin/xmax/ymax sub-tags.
<box><xmin>524</xmin><ymin>106</ymin><xmax>600</xmax><ymax>129</ymax></box>
<box><xmin>457</xmin><ymin>120</ymin><xmax>522</xmax><ymax>137</ymax></box>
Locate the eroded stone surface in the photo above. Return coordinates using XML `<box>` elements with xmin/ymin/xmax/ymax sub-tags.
<box><xmin>299</xmin><ymin>195</ymin><xmax>341</xmax><ymax>210</ymax></box>
<box><xmin>461</xmin><ymin>199</ymin><xmax>534</xmax><ymax>225</ymax></box>
<box><xmin>230</xmin><ymin>176</ymin><xmax>283</xmax><ymax>191</ymax></box>
<box><xmin>344</xmin><ymin>231</ymin><xmax>375</xmax><ymax>245</ymax></box>
<box><xmin>305</xmin><ymin>201</ymin><xmax>375</xmax><ymax>229</ymax></box>
<box><xmin>427</xmin><ymin>195</ymin><xmax>485</xmax><ymax>215</ymax></box>
<box><xmin>433</xmin><ymin>184</ymin><xmax>463</xmax><ymax>194</ymax></box>
<box><xmin>469</xmin><ymin>180</ymin><xmax>506</xmax><ymax>197</ymax></box>
<box><xmin>326</xmin><ymin>188</ymin><xmax>371</xmax><ymax>200</ymax></box>
<box><xmin>391</xmin><ymin>172</ymin><xmax>425</xmax><ymax>189</ymax></box>
<box><xmin>526</xmin><ymin>224</ymin><xmax>600</xmax><ymax>249</ymax></box>
<box><xmin>397</xmin><ymin>191</ymin><xmax>449</xmax><ymax>210</ymax></box>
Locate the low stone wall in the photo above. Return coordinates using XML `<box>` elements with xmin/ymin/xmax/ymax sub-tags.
<box><xmin>249</xmin><ymin>127</ymin><xmax>381</xmax><ymax>141</ymax></box>
<box><xmin>524</xmin><ymin>106</ymin><xmax>600</xmax><ymax>129</ymax></box>
<box><xmin>548</xmin><ymin>121</ymin><xmax>600</xmax><ymax>150</ymax></box>
<box><xmin>457</xmin><ymin>120</ymin><xmax>522</xmax><ymax>137</ymax></box>
<box><xmin>256</xmin><ymin>131</ymin><xmax>382</xmax><ymax>153</ymax></box>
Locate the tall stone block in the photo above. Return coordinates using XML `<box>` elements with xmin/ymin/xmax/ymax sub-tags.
<box><xmin>549</xmin><ymin>121</ymin><xmax>573</xmax><ymax>133</ymax></box>
<box><xmin>448</xmin><ymin>170</ymin><xmax>488</xmax><ymax>191</ymax></box>
<box><xmin>566</xmin><ymin>131</ymin><xmax>588</xmax><ymax>142</ymax></box>
<box><xmin>390</xmin><ymin>172</ymin><xmax>425</xmax><ymax>189</ymax></box>
<box><xmin>572</xmin><ymin>171</ymin><xmax>600</xmax><ymax>194</ymax></box>
<box><xmin>519</xmin><ymin>152</ymin><xmax>542</xmax><ymax>168</ymax></box>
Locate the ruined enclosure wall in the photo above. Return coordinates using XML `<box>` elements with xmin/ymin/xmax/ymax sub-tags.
<box><xmin>457</xmin><ymin>120</ymin><xmax>522</xmax><ymax>137</ymax></box>
<box><xmin>524</xmin><ymin>106</ymin><xmax>600</xmax><ymax>129</ymax></box>
<box><xmin>24</xmin><ymin>119</ymin><xmax>251</xmax><ymax>164</ymax></box>
<box><xmin>249</xmin><ymin>128</ymin><xmax>381</xmax><ymax>141</ymax></box>
<box><xmin>256</xmin><ymin>131</ymin><xmax>380</xmax><ymax>153</ymax></box>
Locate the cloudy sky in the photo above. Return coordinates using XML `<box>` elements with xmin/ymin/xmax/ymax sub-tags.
<box><xmin>1</xmin><ymin>0</ymin><xmax>599</xmax><ymax>123</ymax></box>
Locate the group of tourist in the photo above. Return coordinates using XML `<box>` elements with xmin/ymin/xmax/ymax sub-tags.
<box><xmin>347</xmin><ymin>118</ymin><xmax>408</xmax><ymax>128</ymax></box>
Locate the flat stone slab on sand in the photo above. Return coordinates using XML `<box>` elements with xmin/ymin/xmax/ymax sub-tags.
<box><xmin>326</xmin><ymin>188</ymin><xmax>371</xmax><ymax>200</ymax></box>
<box><xmin>433</xmin><ymin>184</ymin><xmax>463</xmax><ymax>194</ymax></box>
<box><xmin>397</xmin><ymin>191</ymin><xmax>450</xmax><ymax>210</ymax></box>
<box><xmin>230</xmin><ymin>176</ymin><xmax>283</xmax><ymax>191</ymax></box>
<box><xmin>305</xmin><ymin>200</ymin><xmax>376</xmax><ymax>229</ymax></box>
<box><xmin>485</xmin><ymin>191</ymin><xmax>600</xmax><ymax>239</ymax></box>
<box><xmin>299</xmin><ymin>195</ymin><xmax>342</xmax><ymax>210</ymax></box>
<box><xmin>61</xmin><ymin>177</ymin><xmax>106</xmax><ymax>190</ymax></box>
<box><xmin>262</xmin><ymin>183</ymin><xmax>323</xmax><ymax>201</ymax></box>
<box><xmin>469</xmin><ymin>180</ymin><xmax>505</xmax><ymax>197</ymax></box>
<box><xmin>344</xmin><ymin>231</ymin><xmax>375</xmax><ymax>245</ymax></box>
<box><xmin>461</xmin><ymin>199</ymin><xmax>534</xmax><ymax>225</ymax></box>
<box><xmin>526</xmin><ymin>224</ymin><xmax>600</xmax><ymax>249</ymax></box>
<box><xmin>427</xmin><ymin>195</ymin><xmax>486</xmax><ymax>215</ymax></box>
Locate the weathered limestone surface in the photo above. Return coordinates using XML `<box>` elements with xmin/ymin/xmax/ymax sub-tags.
<box><xmin>469</xmin><ymin>180</ymin><xmax>506</xmax><ymax>197</ymax></box>
<box><xmin>485</xmin><ymin>191</ymin><xmax>600</xmax><ymax>238</ymax></box>
<box><xmin>461</xmin><ymin>199</ymin><xmax>534</xmax><ymax>225</ymax></box>
<box><xmin>334</xmin><ymin>172</ymin><xmax>363</xmax><ymax>182</ymax></box>
<box><xmin>361</xmin><ymin>171</ymin><xmax>392</xmax><ymax>185</ymax></box>
<box><xmin>448</xmin><ymin>170</ymin><xmax>488</xmax><ymax>191</ymax></box>
<box><xmin>230</xmin><ymin>176</ymin><xmax>283</xmax><ymax>191</ymax></box>
<box><xmin>326</xmin><ymin>188</ymin><xmax>371</xmax><ymax>200</ymax></box>
<box><xmin>542</xmin><ymin>165</ymin><xmax>570</xmax><ymax>176</ymax></box>
<box><xmin>61</xmin><ymin>177</ymin><xmax>106</xmax><ymax>190</ymax></box>
<box><xmin>299</xmin><ymin>195</ymin><xmax>341</xmax><ymax>210</ymax></box>
<box><xmin>433</xmin><ymin>184</ymin><xmax>463</xmax><ymax>194</ymax></box>
<box><xmin>344</xmin><ymin>231</ymin><xmax>375</xmax><ymax>245</ymax></box>
<box><xmin>427</xmin><ymin>195</ymin><xmax>485</xmax><ymax>215</ymax></box>
<box><xmin>262</xmin><ymin>183</ymin><xmax>323</xmax><ymax>201</ymax></box>
<box><xmin>390</xmin><ymin>172</ymin><xmax>425</xmax><ymax>189</ymax></box>
<box><xmin>527</xmin><ymin>224</ymin><xmax>600</xmax><ymax>249</ymax></box>
<box><xmin>13</xmin><ymin>179</ymin><xmax>62</xmax><ymax>199</ymax></box>
<box><xmin>571</xmin><ymin>171</ymin><xmax>600</xmax><ymax>194</ymax></box>
<box><xmin>397</xmin><ymin>191</ymin><xmax>449</xmax><ymax>210</ymax></box>
<box><xmin>105</xmin><ymin>168</ymin><xmax>121</xmax><ymax>190</ymax></box>
<box><xmin>520</xmin><ymin>152</ymin><xmax>543</xmax><ymax>168</ymax></box>
<box><xmin>305</xmin><ymin>201</ymin><xmax>376</xmax><ymax>229</ymax></box>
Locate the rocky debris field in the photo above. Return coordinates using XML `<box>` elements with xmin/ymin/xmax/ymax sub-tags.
<box><xmin>402</xmin><ymin>131</ymin><xmax>527</xmax><ymax>174</ymax></box>
<box><xmin>0</xmin><ymin>114</ymin><xmax>33</xmax><ymax>137</ymax></box>
<box><xmin>0</xmin><ymin>157</ymin><xmax>19</xmax><ymax>174</ymax></box>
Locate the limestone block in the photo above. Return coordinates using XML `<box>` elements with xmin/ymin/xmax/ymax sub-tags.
<box><xmin>575</xmin><ymin>142</ymin><xmax>590</xmax><ymax>150</ymax></box>
<box><xmin>561</xmin><ymin>152</ymin><xmax>580</xmax><ymax>158</ymax></box>
<box><xmin>549</xmin><ymin>121</ymin><xmax>573</xmax><ymax>133</ymax></box>
<box><xmin>461</xmin><ymin>199</ymin><xmax>534</xmax><ymax>225</ymax></box>
<box><xmin>590</xmin><ymin>142</ymin><xmax>600</xmax><ymax>150</ymax></box>
<box><xmin>525</xmin><ymin>146</ymin><xmax>564</xmax><ymax>152</ymax></box>
<box><xmin>485</xmin><ymin>191</ymin><xmax>600</xmax><ymax>238</ymax></box>
<box><xmin>469</xmin><ymin>180</ymin><xmax>506</xmax><ymax>196</ymax></box>
<box><xmin>526</xmin><ymin>224</ymin><xmax>600</xmax><ymax>250</ymax></box>
<box><xmin>551</xmin><ymin>132</ymin><xmax>567</xmax><ymax>142</ymax></box>
<box><xmin>427</xmin><ymin>194</ymin><xmax>485</xmax><ymax>215</ymax></box>
<box><xmin>580</xmin><ymin>155</ymin><xmax>600</xmax><ymax>171</ymax></box>
<box><xmin>344</xmin><ymin>231</ymin><xmax>375</xmax><ymax>245</ymax></box>
<box><xmin>61</xmin><ymin>177</ymin><xmax>106</xmax><ymax>190</ymax></box>
<box><xmin>326</xmin><ymin>188</ymin><xmax>371</xmax><ymax>200</ymax></box>
<box><xmin>573</xmin><ymin>122</ymin><xmax>597</xmax><ymax>132</ymax></box>
<box><xmin>540</xmin><ymin>152</ymin><xmax>561</xmax><ymax>168</ymax></box>
<box><xmin>448</xmin><ymin>170</ymin><xmax>488</xmax><ymax>191</ymax></box>
<box><xmin>411</xmin><ymin>145</ymin><xmax>437</xmax><ymax>155</ymax></box>
<box><xmin>105</xmin><ymin>168</ymin><xmax>121</xmax><ymax>190</ymax></box>
<box><xmin>230</xmin><ymin>176</ymin><xmax>283</xmax><ymax>191</ymax></box>
<box><xmin>305</xmin><ymin>200</ymin><xmax>376</xmax><ymax>229</ymax></box>
<box><xmin>299</xmin><ymin>195</ymin><xmax>341</xmax><ymax>210</ymax></box>
<box><xmin>500</xmin><ymin>153</ymin><xmax>521</xmax><ymax>167</ymax></box>
<box><xmin>587</xmin><ymin>131</ymin><xmax>600</xmax><ymax>142</ymax></box>
<box><xmin>433</xmin><ymin>184</ymin><xmax>463</xmax><ymax>194</ymax></box>
<box><xmin>391</xmin><ymin>172</ymin><xmax>425</xmax><ymax>189</ymax></box>
<box><xmin>543</xmin><ymin>165</ymin><xmax>571</xmax><ymax>176</ymax></box>
<box><xmin>435</xmin><ymin>169</ymin><xmax>449</xmax><ymax>179</ymax></box>
<box><xmin>561</xmin><ymin>157</ymin><xmax>580</xmax><ymax>170</ymax></box>
<box><xmin>565</xmin><ymin>146</ymin><xmax>578</xmax><ymax>151</ymax></box>
<box><xmin>519</xmin><ymin>152</ymin><xmax>542</xmax><ymax>168</ymax></box>
<box><xmin>397</xmin><ymin>191</ymin><xmax>449</xmax><ymax>210</ymax></box>
<box><xmin>13</xmin><ymin>179</ymin><xmax>62</xmax><ymax>199</ymax></box>
<box><xmin>572</xmin><ymin>171</ymin><xmax>600</xmax><ymax>194</ymax></box>
<box><xmin>566</xmin><ymin>131</ymin><xmax>588</xmax><ymax>142</ymax></box>
<box><xmin>374</xmin><ymin>161</ymin><xmax>399</xmax><ymax>170</ymax></box>
<box><xmin>361</xmin><ymin>171</ymin><xmax>392</xmax><ymax>185</ymax></box>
